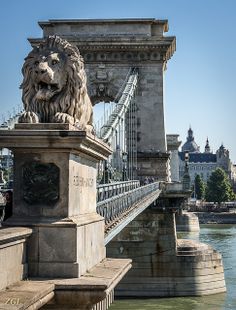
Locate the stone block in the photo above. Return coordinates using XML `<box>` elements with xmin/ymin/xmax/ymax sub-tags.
<box><xmin>26</xmin><ymin>214</ymin><xmax>106</xmax><ymax>278</ymax></box>
<box><xmin>39</xmin><ymin>227</ymin><xmax>76</xmax><ymax>262</ymax></box>
<box><xmin>38</xmin><ymin>262</ymin><xmax>80</xmax><ymax>278</ymax></box>
<box><xmin>0</xmin><ymin>227</ymin><xmax>32</xmax><ymax>290</ymax></box>
<box><xmin>27</xmin><ymin>227</ymin><xmax>39</xmax><ymax>262</ymax></box>
<box><xmin>0</xmin><ymin>281</ymin><xmax>54</xmax><ymax>310</ymax></box>
<box><xmin>69</xmin><ymin>154</ymin><xmax>97</xmax><ymax>216</ymax></box>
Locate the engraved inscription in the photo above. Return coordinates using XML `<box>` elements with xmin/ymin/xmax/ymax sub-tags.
<box><xmin>22</xmin><ymin>161</ymin><xmax>59</xmax><ymax>205</ymax></box>
<box><xmin>5</xmin><ymin>298</ymin><xmax>20</xmax><ymax>305</ymax></box>
<box><xmin>73</xmin><ymin>176</ymin><xmax>94</xmax><ymax>187</ymax></box>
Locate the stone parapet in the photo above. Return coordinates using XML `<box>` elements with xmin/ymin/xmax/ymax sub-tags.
<box><xmin>0</xmin><ymin>227</ymin><xmax>32</xmax><ymax>290</ymax></box>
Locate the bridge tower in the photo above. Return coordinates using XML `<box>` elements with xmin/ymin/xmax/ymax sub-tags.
<box><xmin>30</xmin><ymin>18</ymin><xmax>176</xmax><ymax>181</ymax></box>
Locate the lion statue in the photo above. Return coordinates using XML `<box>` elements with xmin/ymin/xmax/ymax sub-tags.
<box><xmin>18</xmin><ymin>35</ymin><xmax>93</xmax><ymax>132</ymax></box>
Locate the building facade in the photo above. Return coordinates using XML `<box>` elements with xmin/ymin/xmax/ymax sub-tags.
<box><xmin>179</xmin><ymin>128</ymin><xmax>234</xmax><ymax>186</ymax></box>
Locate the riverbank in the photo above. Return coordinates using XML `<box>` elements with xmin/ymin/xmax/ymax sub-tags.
<box><xmin>194</xmin><ymin>211</ymin><xmax>236</xmax><ymax>224</ymax></box>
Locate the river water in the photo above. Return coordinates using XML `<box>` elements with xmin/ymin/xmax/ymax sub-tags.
<box><xmin>110</xmin><ymin>224</ymin><xmax>236</xmax><ymax>310</ymax></box>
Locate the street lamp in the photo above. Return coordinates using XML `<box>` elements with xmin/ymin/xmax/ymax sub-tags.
<box><xmin>185</xmin><ymin>151</ymin><xmax>189</xmax><ymax>162</ymax></box>
<box><xmin>183</xmin><ymin>151</ymin><xmax>190</xmax><ymax>190</ymax></box>
<box><xmin>100</xmin><ymin>160</ymin><xmax>110</xmax><ymax>184</ymax></box>
<box><xmin>122</xmin><ymin>152</ymin><xmax>128</xmax><ymax>181</ymax></box>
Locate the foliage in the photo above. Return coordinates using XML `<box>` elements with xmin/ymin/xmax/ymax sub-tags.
<box><xmin>3</xmin><ymin>168</ymin><xmax>13</xmax><ymax>182</ymax></box>
<box><xmin>205</xmin><ymin>168</ymin><xmax>235</xmax><ymax>203</ymax></box>
<box><xmin>194</xmin><ymin>174</ymin><xmax>205</xmax><ymax>200</ymax></box>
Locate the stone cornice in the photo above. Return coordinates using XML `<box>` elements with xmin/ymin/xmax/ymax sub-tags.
<box><xmin>38</xmin><ymin>18</ymin><xmax>168</xmax><ymax>23</ymax></box>
<box><xmin>29</xmin><ymin>18</ymin><xmax>176</xmax><ymax>62</ymax></box>
<box><xmin>0</xmin><ymin>126</ymin><xmax>112</xmax><ymax>161</ymax></box>
<box><xmin>38</xmin><ymin>18</ymin><xmax>169</xmax><ymax>31</ymax></box>
<box><xmin>29</xmin><ymin>37</ymin><xmax>176</xmax><ymax>62</ymax></box>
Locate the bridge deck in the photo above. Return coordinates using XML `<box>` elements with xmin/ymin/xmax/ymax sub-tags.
<box><xmin>97</xmin><ymin>182</ymin><xmax>161</xmax><ymax>244</ymax></box>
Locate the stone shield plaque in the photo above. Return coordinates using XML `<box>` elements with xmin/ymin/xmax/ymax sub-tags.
<box><xmin>22</xmin><ymin>161</ymin><xmax>59</xmax><ymax>205</ymax></box>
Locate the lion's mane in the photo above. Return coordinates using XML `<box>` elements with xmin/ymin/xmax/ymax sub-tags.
<box><xmin>20</xmin><ymin>35</ymin><xmax>93</xmax><ymax>131</ymax></box>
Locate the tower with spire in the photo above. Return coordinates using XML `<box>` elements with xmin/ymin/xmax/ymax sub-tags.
<box><xmin>204</xmin><ymin>138</ymin><xmax>211</xmax><ymax>153</ymax></box>
<box><xmin>216</xmin><ymin>143</ymin><xmax>230</xmax><ymax>174</ymax></box>
<box><xmin>181</xmin><ymin>127</ymin><xmax>200</xmax><ymax>153</ymax></box>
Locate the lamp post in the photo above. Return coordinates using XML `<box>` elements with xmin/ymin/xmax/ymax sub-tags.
<box><xmin>122</xmin><ymin>152</ymin><xmax>128</xmax><ymax>181</ymax></box>
<box><xmin>100</xmin><ymin>160</ymin><xmax>110</xmax><ymax>184</ymax></box>
<box><xmin>183</xmin><ymin>151</ymin><xmax>190</xmax><ymax>191</ymax></box>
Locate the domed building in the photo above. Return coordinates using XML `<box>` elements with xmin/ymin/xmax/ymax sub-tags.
<box><xmin>181</xmin><ymin>127</ymin><xmax>200</xmax><ymax>153</ymax></box>
<box><xmin>178</xmin><ymin>128</ymin><xmax>233</xmax><ymax>186</ymax></box>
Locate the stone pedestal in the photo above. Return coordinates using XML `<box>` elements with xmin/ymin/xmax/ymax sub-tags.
<box><xmin>0</xmin><ymin>124</ymin><xmax>112</xmax><ymax>278</ymax></box>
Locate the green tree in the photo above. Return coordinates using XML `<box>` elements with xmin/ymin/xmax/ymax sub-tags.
<box><xmin>194</xmin><ymin>174</ymin><xmax>205</xmax><ymax>200</ymax></box>
<box><xmin>205</xmin><ymin>168</ymin><xmax>235</xmax><ymax>203</ymax></box>
<box><xmin>3</xmin><ymin>167</ymin><xmax>13</xmax><ymax>182</ymax></box>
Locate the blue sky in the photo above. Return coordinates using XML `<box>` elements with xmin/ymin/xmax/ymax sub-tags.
<box><xmin>0</xmin><ymin>0</ymin><xmax>235</xmax><ymax>162</ymax></box>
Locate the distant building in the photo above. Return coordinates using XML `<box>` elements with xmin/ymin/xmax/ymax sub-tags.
<box><xmin>0</xmin><ymin>150</ymin><xmax>13</xmax><ymax>187</ymax></box>
<box><xmin>232</xmin><ymin>165</ymin><xmax>236</xmax><ymax>192</ymax></box>
<box><xmin>0</xmin><ymin>151</ymin><xmax>13</xmax><ymax>170</ymax></box>
<box><xmin>178</xmin><ymin>127</ymin><xmax>235</xmax><ymax>187</ymax></box>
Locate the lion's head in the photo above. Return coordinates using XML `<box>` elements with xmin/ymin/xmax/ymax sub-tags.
<box><xmin>19</xmin><ymin>35</ymin><xmax>93</xmax><ymax>131</ymax></box>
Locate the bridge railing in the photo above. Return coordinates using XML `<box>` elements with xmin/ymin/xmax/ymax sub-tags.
<box><xmin>96</xmin><ymin>182</ymin><xmax>159</xmax><ymax>228</ymax></box>
<box><xmin>97</xmin><ymin>180</ymin><xmax>140</xmax><ymax>203</ymax></box>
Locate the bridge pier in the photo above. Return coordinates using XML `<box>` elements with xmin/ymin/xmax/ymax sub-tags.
<box><xmin>107</xmin><ymin>196</ymin><xmax>226</xmax><ymax>297</ymax></box>
<box><xmin>176</xmin><ymin>211</ymin><xmax>200</xmax><ymax>232</ymax></box>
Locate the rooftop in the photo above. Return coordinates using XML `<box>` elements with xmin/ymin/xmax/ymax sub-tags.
<box><xmin>179</xmin><ymin>152</ymin><xmax>217</xmax><ymax>163</ymax></box>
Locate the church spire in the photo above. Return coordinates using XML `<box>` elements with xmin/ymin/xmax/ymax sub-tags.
<box><xmin>205</xmin><ymin>137</ymin><xmax>211</xmax><ymax>153</ymax></box>
<box><xmin>187</xmin><ymin>126</ymin><xmax>194</xmax><ymax>142</ymax></box>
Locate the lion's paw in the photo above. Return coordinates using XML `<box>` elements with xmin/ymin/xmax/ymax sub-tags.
<box><xmin>86</xmin><ymin>125</ymin><xmax>95</xmax><ymax>135</ymax></box>
<box><xmin>18</xmin><ymin>111</ymin><xmax>39</xmax><ymax>123</ymax></box>
<box><xmin>53</xmin><ymin>112</ymin><xmax>75</xmax><ymax>125</ymax></box>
